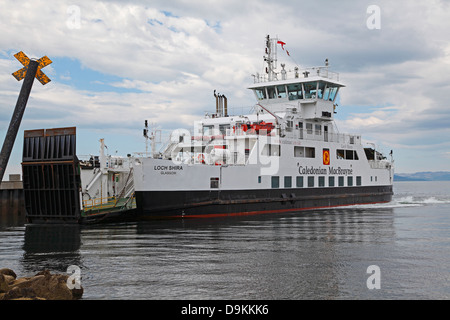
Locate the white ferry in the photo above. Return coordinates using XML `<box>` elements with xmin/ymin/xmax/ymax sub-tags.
<box><xmin>132</xmin><ymin>35</ymin><xmax>394</xmax><ymax>219</ymax></box>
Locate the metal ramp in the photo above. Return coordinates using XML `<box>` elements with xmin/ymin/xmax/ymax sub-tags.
<box><xmin>22</xmin><ymin>127</ymin><xmax>81</xmax><ymax>223</ymax></box>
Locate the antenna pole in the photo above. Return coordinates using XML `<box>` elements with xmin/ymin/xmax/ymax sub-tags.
<box><xmin>264</xmin><ymin>35</ymin><xmax>277</xmax><ymax>81</ymax></box>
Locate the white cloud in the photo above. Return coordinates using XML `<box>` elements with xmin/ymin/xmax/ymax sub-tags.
<box><xmin>1</xmin><ymin>0</ymin><xmax>450</xmax><ymax>174</ymax></box>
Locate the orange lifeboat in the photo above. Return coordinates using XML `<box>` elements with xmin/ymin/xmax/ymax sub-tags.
<box><xmin>249</xmin><ymin>121</ymin><xmax>274</xmax><ymax>134</ymax></box>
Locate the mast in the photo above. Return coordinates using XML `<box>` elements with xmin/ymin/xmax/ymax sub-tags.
<box><xmin>264</xmin><ymin>35</ymin><xmax>278</xmax><ymax>81</ymax></box>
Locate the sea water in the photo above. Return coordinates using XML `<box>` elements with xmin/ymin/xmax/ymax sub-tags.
<box><xmin>1</xmin><ymin>181</ymin><xmax>449</xmax><ymax>300</ymax></box>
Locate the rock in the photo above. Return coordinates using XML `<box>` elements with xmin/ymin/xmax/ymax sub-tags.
<box><xmin>1</xmin><ymin>268</ymin><xmax>83</xmax><ymax>300</ymax></box>
<box><xmin>3</xmin><ymin>275</ymin><xmax>15</xmax><ymax>285</ymax></box>
<box><xmin>71</xmin><ymin>285</ymin><xmax>84</xmax><ymax>300</ymax></box>
<box><xmin>14</xmin><ymin>274</ymin><xmax>72</xmax><ymax>300</ymax></box>
<box><xmin>0</xmin><ymin>268</ymin><xmax>17</xmax><ymax>279</ymax></box>
<box><xmin>0</xmin><ymin>274</ymin><xmax>9</xmax><ymax>293</ymax></box>
<box><xmin>1</xmin><ymin>287</ymin><xmax>38</xmax><ymax>300</ymax></box>
<box><xmin>34</xmin><ymin>269</ymin><xmax>51</xmax><ymax>277</ymax></box>
<box><xmin>10</xmin><ymin>277</ymin><xmax>30</xmax><ymax>287</ymax></box>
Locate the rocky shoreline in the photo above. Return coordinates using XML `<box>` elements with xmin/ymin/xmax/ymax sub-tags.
<box><xmin>0</xmin><ymin>268</ymin><xmax>83</xmax><ymax>300</ymax></box>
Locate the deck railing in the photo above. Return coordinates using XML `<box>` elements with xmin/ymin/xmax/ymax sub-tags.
<box><xmin>253</xmin><ymin>66</ymin><xmax>340</xmax><ymax>83</ymax></box>
<box><xmin>82</xmin><ymin>195</ymin><xmax>136</xmax><ymax>212</ymax></box>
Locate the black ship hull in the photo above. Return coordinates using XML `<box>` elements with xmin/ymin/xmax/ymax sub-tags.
<box><xmin>134</xmin><ymin>185</ymin><xmax>393</xmax><ymax>219</ymax></box>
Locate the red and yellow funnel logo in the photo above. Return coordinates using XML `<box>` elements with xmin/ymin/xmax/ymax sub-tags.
<box><xmin>323</xmin><ymin>149</ymin><xmax>330</xmax><ymax>165</ymax></box>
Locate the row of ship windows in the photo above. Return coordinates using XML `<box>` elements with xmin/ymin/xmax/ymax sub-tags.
<box><xmin>264</xmin><ymin>145</ymin><xmax>359</xmax><ymax>160</ymax></box>
<box><xmin>266</xmin><ymin>176</ymin><xmax>363</xmax><ymax>188</ymax></box>
<box><xmin>210</xmin><ymin>175</ymin><xmax>379</xmax><ymax>188</ymax></box>
<box><xmin>253</xmin><ymin>82</ymin><xmax>339</xmax><ymax>101</ymax></box>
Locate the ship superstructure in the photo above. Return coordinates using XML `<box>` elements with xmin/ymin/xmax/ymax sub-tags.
<box><xmin>131</xmin><ymin>35</ymin><xmax>394</xmax><ymax>219</ymax></box>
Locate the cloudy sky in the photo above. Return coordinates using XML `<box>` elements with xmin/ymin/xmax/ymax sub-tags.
<box><xmin>1</xmin><ymin>0</ymin><xmax>449</xmax><ymax>179</ymax></box>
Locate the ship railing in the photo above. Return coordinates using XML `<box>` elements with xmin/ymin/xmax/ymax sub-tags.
<box><xmin>253</xmin><ymin>66</ymin><xmax>340</xmax><ymax>83</ymax></box>
<box><xmin>167</xmin><ymin>129</ymin><xmax>361</xmax><ymax>147</ymax></box>
<box><xmin>223</xmin><ymin>127</ymin><xmax>361</xmax><ymax>145</ymax></box>
<box><xmin>115</xmin><ymin>167</ymin><xmax>134</xmax><ymax>201</ymax></box>
<box><xmin>226</xmin><ymin>127</ymin><xmax>280</xmax><ymax>137</ymax></box>
<box><xmin>83</xmin><ymin>196</ymin><xmax>117</xmax><ymax>210</ymax></box>
<box><xmin>368</xmin><ymin>160</ymin><xmax>391</xmax><ymax>169</ymax></box>
<box><xmin>298</xmin><ymin>131</ymin><xmax>361</xmax><ymax>145</ymax></box>
<box><xmin>78</xmin><ymin>154</ymin><xmax>131</xmax><ymax>169</ymax></box>
<box><xmin>82</xmin><ymin>195</ymin><xmax>136</xmax><ymax>212</ymax></box>
<box><xmin>159</xmin><ymin>137</ymin><xmax>181</xmax><ymax>158</ymax></box>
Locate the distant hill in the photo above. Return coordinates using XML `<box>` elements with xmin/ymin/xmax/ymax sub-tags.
<box><xmin>394</xmin><ymin>171</ymin><xmax>450</xmax><ymax>181</ymax></box>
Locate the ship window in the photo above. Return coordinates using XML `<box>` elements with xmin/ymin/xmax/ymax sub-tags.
<box><xmin>296</xmin><ymin>176</ymin><xmax>304</xmax><ymax>188</ymax></box>
<box><xmin>315</xmin><ymin>124</ymin><xmax>322</xmax><ymax>136</ymax></box>
<box><xmin>338</xmin><ymin>176</ymin><xmax>344</xmax><ymax>186</ymax></box>
<box><xmin>294</xmin><ymin>146</ymin><xmax>304</xmax><ymax>157</ymax></box>
<box><xmin>305</xmin><ymin>147</ymin><xmax>315</xmax><ymax>158</ymax></box>
<box><xmin>329</xmin><ymin>176</ymin><xmax>335</xmax><ymax>187</ymax></box>
<box><xmin>308</xmin><ymin>176</ymin><xmax>314</xmax><ymax>187</ymax></box>
<box><xmin>203</xmin><ymin>125</ymin><xmax>214</xmax><ymax>136</ymax></box>
<box><xmin>345</xmin><ymin>150</ymin><xmax>353</xmax><ymax>160</ymax></box>
<box><xmin>262</xmin><ymin>144</ymin><xmax>281</xmax><ymax>156</ymax></box>
<box><xmin>318</xmin><ymin>176</ymin><xmax>325</xmax><ymax>187</ymax></box>
<box><xmin>337</xmin><ymin>149</ymin><xmax>359</xmax><ymax>160</ymax></box>
<box><xmin>267</xmin><ymin>86</ymin><xmax>277</xmax><ymax>99</ymax></box>
<box><xmin>219</xmin><ymin>124</ymin><xmax>230</xmax><ymax>135</ymax></box>
<box><xmin>210</xmin><ymin>177</ymin><xmax>219</xmax><ymax>189</ymax></box>
<box><xmin>233</xmin><ymin>151</ymin><xmax>238</xmax><ymax>164</ymax></box>
<box><xmin>317</xmin><ymin>82</ymin><xmax>326</xmax><ymax>99</ymax></box>
<box><xmin>298</xmin><ymin>122</ymin><xmax>304</xmax><ymax>139</ymax></box>
<box><xmin>324</xmin><ymin>85</ymin><xmax>338</xmax><ymax>101</ymax></box>
<box><xmin>276</xmin><ymin>85</ymin><xmax>287</xmax><ymax>98</ymax></box>
<box><xmin>287</xmin><ymin>83</ymin><xmax>301</xmax><ymax>100</ymax></box>
<box><xmin>346</xmin><ymin>150</ymin><xmax>358</xmax><ymax>160</ymax></box>
<box><xmin>295</xmin><ymin>146</ymin><xmax>315</xmax><ymax>158</ymax></box>
<box><xmin>356</xmin><ymin>176</ymin><xmax>362</xmax><ymax>186</ymax></box>
<box><xmin>254</xmin><ymin>88</ymin><xmax>267</xmax><ymax>100</ymax></box>
<box><xmin>287</xmin><ymin>120</ymin><xmax>293</xmax><ymax>131</ymax></box>
<box><xmin>271</xmin><ymin>176</ymin><xmax>280</xmax><ymax>188</ymax></box>
<box><xmin>348</xmin><ymin>176</ymin><xmax>353</xmax><ymax>187</ymax></box>
<box><xmin>284</xmin><ymin>176</ymin><xmax>292</xmax><ymax>188</ymax></box>
<box><xmin>304</xmin><ymin>82</ymin><xmax>317</xmax><ymax>99</ymax></box>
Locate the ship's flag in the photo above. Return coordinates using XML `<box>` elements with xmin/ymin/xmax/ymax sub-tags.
<box><xmin>277</xmin><ymin>40</ymin><xmax>286</xmax><ymax>50</ymax></box>
<box><xmin>277</xmin><ymin>40</ymin><xmax>290</xmax><ymax>56</ymax></box>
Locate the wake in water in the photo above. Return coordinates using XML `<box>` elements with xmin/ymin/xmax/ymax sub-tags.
<box><xmin>395</xmin><ymin>195</ymin><xmax>450</xmax><ymax>205</ymax></box>
<box><xmin>347</xmin><ymin>195</ymin><xmax>450</xmax><ymax>210</ymax></box>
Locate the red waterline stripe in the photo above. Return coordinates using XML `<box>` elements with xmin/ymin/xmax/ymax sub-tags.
<box><xmin>171</xmin><ymin>201</ymin><xmax>390</xmax><ymax>219</ymax></box>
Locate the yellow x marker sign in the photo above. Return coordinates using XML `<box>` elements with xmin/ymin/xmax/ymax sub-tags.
<box><xmin>12</xmin><ymin>51</ymin><xmax>52</xmax><ymax>85</ymax></box>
